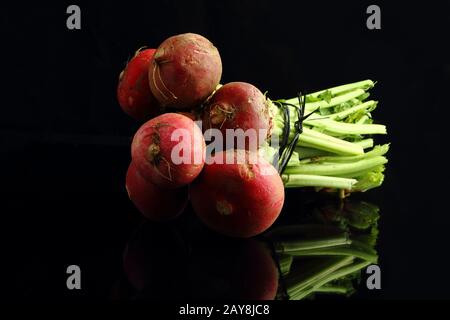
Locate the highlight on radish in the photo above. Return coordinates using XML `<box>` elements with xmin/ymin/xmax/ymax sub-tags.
<box><xmin>149</xmin><ymin>33</ymin><xmax>222</xmax><ymax>110</ymax></box>
<box><xmin>117</xmin><ymin>48</ymin><xmax>161</xmax><ymax>120</ymax></box>
<box><xmin>131</xmin><ymin>113</ymin><xmax>206</xmax><ymax>189</ymax></box>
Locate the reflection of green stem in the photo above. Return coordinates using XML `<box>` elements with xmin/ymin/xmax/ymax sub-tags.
<box><xmin>273</xmin><ymin>199</ymin><xmax>380</xmax><ymax>300</ymax></box>
<box><xmin>314</xmin><ymin>285</ymin><xmax>350</xmax><ymax>294</ymax></box>
<box><xmin>286</xmin><ymin>243</ymin><xmax>378</xmax><ymax>264</ymax></box>
<box><xmin>278</xmin><ymin>254</ymin><xmax>294</xmax><ymax>276</ymax></box>
<box><xmin>286</xmin><ymin>256</ymin><xmax>354</xmax><ymax>298</ymax></box>
<box><xmin>276</xmin><ymin>236</ymin><xmax>351</xmax><ymax>254</ymax></box>
<box><xmin>290</xmin><ymin>260</ymin><xmax>371</xmax><ymax>300</ymax></box>
<box><xmin>267</xmin><ymin>224</ymin><xmax>346</xmax><ymax>239</ymax></box>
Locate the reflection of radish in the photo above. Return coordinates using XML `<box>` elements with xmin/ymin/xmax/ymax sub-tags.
<box><xmin>149</xmin><ymin>33</ymin><xmax>222</xmax><ymax>110</ymax></box>
<box><xmin>117</xmin><ymin>48</ymin><xmax>160</xmax><ymax>120</ymax></box>
<box><xmin>202</xmin><ymin>82</ymin><xmax>272</xmax><ymax>151</ymax></box>
<box><xmin>131</xmin><ymin>113</ymin><xmax>205</xmax><ymax>189</ymax></box>
<box><xmin>190</xmin><ymin>149</ymin><xmax>284</xmax><ymax>237</ymax></box>
<box><xmin>189</xmin><ymin>237</ymin><xmax>279</xmax><ymax>300</ymax></box>
<box><xmin>126</xmin><ymin>161</ymin><xmax>188</xmax><ymax>221</ymax></box>
<box><xmin>123</xmin><ymin>222</ymin><xmax>188</xmax><ymax>297</ymax></box>
<box><xmin>232</xmin><ymin>240</ymin><xmax>279</xmax><ymax>300</ymax></box>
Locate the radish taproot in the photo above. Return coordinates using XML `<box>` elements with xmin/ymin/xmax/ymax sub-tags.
<box><xmin>126</xmin><ymin>161</ymin><xmax>188</xmax><ymax>221</ymax></box>
<box><xmin>190</xmin><ymin>149</ymin><xmax>284</xmax><ymax>238</ymax></box>
<box><xmin>202</xmin><ymin>82</ymin><xmax>272</xmax><ymax>151</ymax></box>
<box><xmin>131</xmin><ymin>113</ymin><xmax>205</xmax><ymax>189</ymax></box>
<box><xmin>149</xmin><ymin>33</ymin><xmax>222</xmax><ymax>110</ymax></box>
<box><xmin>117</xmin><ymin>48</ymin><xmax>161</xmax><ymax>120</ymax></box>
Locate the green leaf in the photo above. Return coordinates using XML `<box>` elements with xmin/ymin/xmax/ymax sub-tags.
<box><xmin>318</xmin><ymin>90</ymin><xmax>333</xmax><ymax>104</ymax></box>
<box><xmin>306</xmin><ymin>95</ymin><xmax>322</xmax><ymax>103</ymax></box>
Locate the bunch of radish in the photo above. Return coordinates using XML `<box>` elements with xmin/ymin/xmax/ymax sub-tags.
<box><xmin>119</xmin><ymin>33</ymin><xmax>284</xmax><ymax>237</ymax></box>
<box><xmin>118</xmin><ymin>33</ymin><xmax>389</xmax><ymax>238</ymax></box>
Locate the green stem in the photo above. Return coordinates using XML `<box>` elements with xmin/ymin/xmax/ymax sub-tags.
<box><xmin>357</xmin><ymin>115</ymin><xmax>370</xmax><ymax>124</ymax></box>
<box><xmin>306</xmin><ymin>80</ymin><xmax>375</xmax><ymax>99</ymax></box>
<box><xmin>284</xmin><ymin>156</ymin><xmax>388</xmax><ymax>177</ymax></box>
<box><xmin>299</xmin><ymin>144</ymin><xmax>389</xmax><ymax>164</ymax></box>
<box><xmin>299</xmin><ymin>128</ymin><xmax>364</xmax><ymax>155</ymax></box>
<box><xmin>290</xmin><ymin>89</ymin><xmax>367</xmax><ymax>110</ymax></box>
<box><xmin>295</xmin><ymin>147</ymin><xmax>332</xmax><ymax>159</ymax></box>
<box><xmin>305</xmin><ymin>119</ymin><xmax>387</xmax><ymax>135</ymax></box>
<box><xmin>270</xmin><ymin>100</ymin><xmax>366</xmax><ymax>155</ymax></box>
<box><xmin>333</xmin><ymin>164</ymin><xmax>385</xmax><ymax>179</ymax></box>
<box><xmin>328</xmin><ymin>101</ymin><xmax>377</xmax><ymax>121</ymax></box>
<box><xmin>354</xmin><ymin>138</ymin><xmax>374</xmax><ymax>149</ymax></box>
<box><xmin>282</xmin><ymin>174</ymin><xmax>357</xmax><ymax>190</ymax></box>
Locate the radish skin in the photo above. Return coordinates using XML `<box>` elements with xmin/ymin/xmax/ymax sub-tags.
<box><xmin>202</xmin><ymin>82</ymin><xmax>272</xmax><ymax>151</ymax></box>
<box><xmin>149</xmin><ymin>33</ymin><xmax>222</xmax><ymax>110</ymax></box>
<box><xmin>190</xmin><ymin>149</ymin><xmax>284</xmax><ymax>238</ymax></box>
<box><xmin>125</xmin><ymin>161</ymin><xmax>188</xmax><ymax>221</ymax></box>
<box><xmin>131</xmin><ymin>113</ymin><xmax>205</xmax><ymax>189</ymax></box>
<box><xmin>117</xmin><ymin>48</ymin><xmax>161</xmax><ymax>120</ymax></box>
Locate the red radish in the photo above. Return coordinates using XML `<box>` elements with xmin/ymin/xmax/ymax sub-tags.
<box><xmin>190</xmin><ymin>149</ymin><xmax>284</xmax><ymax>238</ymax></box>
<box><xmin>202</xmin><ymin>82</ymin><xmax>272</xmax><ymax>151</ymax></box>
<box><xmin>126</xmin><ymin>161</ymin><xmax>188</xmax><ymax>221</ymax></box>
<box><xmin>117</xmin><ymin>48</ymin><xmax>161</xmax><ymax>121</ymax></box>
<box><xmin>131</xmin><ymin>113</ymin><xmax>205</xmax><ymax>189</ymax></box>
<box><xmin>176</xmin><ymin>111</ymin><xmax>198</xmax><ymax>121</ymax></box>
<box><xmin>149</xmin><ymin>33</ymin><xmax>222</xmax><ymax>110</ymax></box>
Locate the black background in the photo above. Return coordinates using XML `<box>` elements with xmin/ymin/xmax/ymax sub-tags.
<box><xmin>1</xmin><ymin>0</ymin><xmax>449</xmax><ymax>301</ymax></box>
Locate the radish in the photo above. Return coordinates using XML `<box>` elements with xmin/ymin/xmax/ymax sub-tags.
<box><xmin>117</xmin><ymin>48</ymin><xmax>161</xmax><ymax>120</ymax></box>
<box><xmin>149</xmin><ymin>33</ymin><xmax>222</xmax><ymax>110</ymax></box>
<box><xmin>126</xmin><ymin>161</ymin><xmax>188</xmax><ymax>221</ymax></box>
<box><xmin>202</xmin><ymin>82</ymin><xmax>272</xmax><ymax>151</ymax></box>
<box><xmin>131</xmin><ymin>113</ymin><xmax>205</xmax><ymax>189</ymax></box>
<box><xmin>190</xmin><ymin>149</ymin><xmax>284</xmax><ymax>238</ymax></box>
<box><xmin>176</xmin><ymin>111</ymin><xmax>198</xmax><ymax>121</ymax></box>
